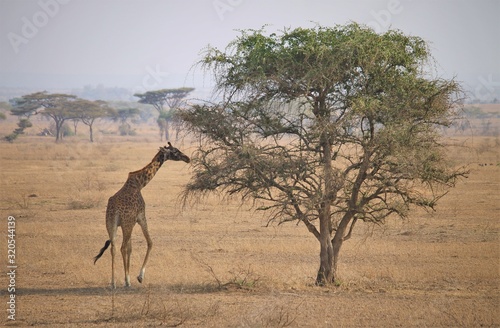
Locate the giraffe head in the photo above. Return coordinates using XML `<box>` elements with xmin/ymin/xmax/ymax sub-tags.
<box><xmin>159</xmin><ymin>142</ymin><xmax>190</xmax><ymax>163</ymax></box>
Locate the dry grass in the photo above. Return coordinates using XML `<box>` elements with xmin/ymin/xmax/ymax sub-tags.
<box><xmin>0</xmin><ymin>120</ymin><xmax>499</xmax><ymax>326</ymax></box>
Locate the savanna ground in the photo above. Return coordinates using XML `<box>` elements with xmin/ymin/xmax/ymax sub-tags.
<box><xmin>0</xmin><ymin>105</ymin><xmax>499</xmax><ymax>327</ymax></box>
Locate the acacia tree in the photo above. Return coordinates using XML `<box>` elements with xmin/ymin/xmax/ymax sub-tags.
<box><xmin>179</xmin><ymin>24</ymin><xmax>467</xmax><ymax>285</ymax></box>
<box><xmin>113</xmin><ymin>107</ymin><xmax>141</xmax><ymax>136</ymax></box>
<box><xmin>72</xmin><ymin>99</ymin><xmax>115</xmax><ymax>142</ymax></box>
<box><xmin>10</xmin><ymin>92</ymin><xmax>78</xmax><ymax>142</ymax></box>
<box><xmin>134</xmin><ymin>88</ymin><xmax>194</xmax><ymax>140</ymax></box>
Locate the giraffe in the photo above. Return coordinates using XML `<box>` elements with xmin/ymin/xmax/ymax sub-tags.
<box><xmin>93</xmin><ymin>142</ymin><xmax>190</xmax><ymax>288</ymax></box>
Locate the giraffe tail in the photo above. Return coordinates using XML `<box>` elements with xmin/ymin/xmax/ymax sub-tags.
<box><xmin>93</xmin><ymin>240</ymin><xmax>111</xmax><ymax>264</ymax></box>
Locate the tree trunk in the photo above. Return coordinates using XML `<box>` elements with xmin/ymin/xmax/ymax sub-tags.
<box><xmin>316</xmin><ymin>223</ymin><xmax>350</xmax><ymax>285</ymax></box>
<box><xmin>55</xmin><ymin>119</ymin><xmax>63</xmax><ymax>143</ymax></box>
<box><xmin>164</xmin><ymin>121</ymin><xmax>170</xmax><ymax>141</ymax></box>
<box><xmin>331</xmin><ymin>236</ymin><xmax>343</xmax><ymax>281</ymax></box>
<box><xmin>316</xmin><ymin>122</ymin><xmax>335</xmax><ymax>285</ymax></box>
<box><xmin>158</xmin><ymin>122</ymin><xmax>164</xmax><ymax>141</ymax></box>
<box><xmin>330</xmin><ymin>216</ymin><xmax>350</xmax><ymax>282</ymax></box>
<box><xmin>89</xmin><ymin>124</ymin><xmax>94</xmax><ymax>142</ymax></box>
<box><xmin>316</xmin><ymin>208</ymin><xmax>334</xmax><ymax>285</ymax></box>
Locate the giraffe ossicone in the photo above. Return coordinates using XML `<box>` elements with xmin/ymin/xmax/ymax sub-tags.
<box><xmin>94</xmin><ymin>143</ymin><xmax>190</xmax><ymax>288</ymax></box>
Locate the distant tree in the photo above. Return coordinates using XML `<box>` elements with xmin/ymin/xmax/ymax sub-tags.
<box><xmin>72</xmin><ymin>99</ymin><xmax>115</xmax><ymax>142</ymax></box>
<box><xmin>9</xmin><ymin>95</ymin><xmax>41</xmax><ymax>119</ymax></box>
<box><xmin>180</xmin><ymin>24</ymin><xmax>468</xmax><ymax>285</ymax></box>
<box><xmin>157</xmin><ymin>109</ymin><xmax>173</xmax><ymax>140</ymax></box>
<box><xmin>72</xmin><ymin>118</ymin><xmax>80</xmax><ymax>135</ymax></box>
<box><xmin>5</xmin><ymin>97</ymin><xmax>34</xmax><ymax>141</ymax></box>
<box><xmin>113</xmin><ymin>107</ymin><xmax>140</xmax><ymax>136</ymax></box>
<box><xmin>10</xmin><ymin>91</ymin><xmax>78</xmax><ymax>142</ymax></box>
<box><xmin>41</xmin><ymin>99</ymin><xmax>79</xmax><ymax>142</ymax></box>
<box><xmin>4</xmin><ymin>118</ymin><xmax>32</xmax><ymax>142</ymax></box>
<box><xmin>134</xmin><ymin>88</ymin><xmax>194</xmax><ymax>140</ymax></box>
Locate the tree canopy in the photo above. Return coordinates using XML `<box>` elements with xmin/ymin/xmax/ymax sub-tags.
<box><xmin>10</xmin><ymin>92</ymin><xmax>78</xmax><ymax>142</ymax></box>
<box><xmin>8</xmin><ymin>92</ymin><xmax>113</xmax><ymax>142</ymax></box>
<box><xmin>113</xmin><ymin>107</ymin><xmax>141</xmax><ymax>136</ymax></box>
<box><xmin>134</xmin><ymin>88</ymin><xmax>194</xmax><ymax>140</ymax></box>
<box><xmin>179</xmin><ymin>23</ymin><xmax>467</xmax><ymax>285</ymax></box>
<box><xmin>134</xmin><ymin>88</ymin><xmax>195</xmax><ymax>112</ymax></box>
<box><xmin>71</xmin><ymin>99</ymin><xmax>115</xmax><ymax>142</ymax></box>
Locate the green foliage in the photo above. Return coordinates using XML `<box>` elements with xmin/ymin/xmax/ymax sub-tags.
<box><xmin>17</xmin><ymin>118</ymin><xmax>32</xmax><ymax>129</ymax></box>
<box><xmin>112</xmin><ymin>108</ymin><xmax>140</xmax><ymax>137</ymax></box>
<box><xmin>4</xmin><ymin>133</ymin><xmax>18</xmax><ymax>143</ymax></box>
<box><xmin>204</xmin><ymin>24</ymin><xmax>430</xmax><ymax>102</ymax></box>
<box><xmin>158</xmin><ymin>108</ymin><xmax>175</xmax><ymax>121</ymax></box>
<box><xmin>114</xmin><ymin>107</ymin><xmax>140</xmax><ymax>123</ymax></box>
<box><xmin>134</xmin><ymin>88</ymin><xmax>194</xmax><ymax>112</ymax></box>
<box><xmin>4</xmin><ymin>118</ymin><xmax>33</xmax><ymax>143</ymax></box>
<box><xmin>118</xmin><ymin>123</ymin><xmax>137</xmax><ymax>136</ymax></box>
<box><xmin>60</xmin><ymin>123</ymin><xmax>74</xmax><ymax>137</ymax></box>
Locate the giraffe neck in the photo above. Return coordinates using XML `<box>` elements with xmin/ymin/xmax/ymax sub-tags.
<box><xmin>125</xmin><ymin>152</ymin><xmax>165</xmax><ymax>190</ymax></box>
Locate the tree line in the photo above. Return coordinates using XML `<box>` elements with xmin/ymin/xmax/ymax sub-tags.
<box><xmin>3</xmin><ymin>88</ymin><xmax>194</xmax><ymax>143</ymax></box>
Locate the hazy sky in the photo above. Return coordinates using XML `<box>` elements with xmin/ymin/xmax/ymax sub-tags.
<box><xmin>0</xmin><ymin>0</ymin><xmax>498</xmax><ymax>99</ymax></box>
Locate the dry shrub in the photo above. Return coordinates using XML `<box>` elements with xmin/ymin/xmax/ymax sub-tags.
<box><xmin>190</xmin><ymin>253</ymin><xmax>261</xmax><ymax>291</ymax></box>
<box><xmin>68</xmin><ymin>171</ymin><xmax>106</xmax><ymax>210</ymax></box>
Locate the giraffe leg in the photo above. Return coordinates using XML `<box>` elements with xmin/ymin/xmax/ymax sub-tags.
<box><xmin>110</xmin><ymin>240</ymin><xmax>116</xmax><ymax>289</ymax></box>
<box><xmin>106</xmin><ymin>214</ymin><xmax>118</xmax><ymax>289</ymax></box>
<box><xmin>137</xmin><ymin>217</ymin><xmax>153</xmax><ymax>284</ymax></box>
<box><xmin>121</xmin><ymin>232</ymin><xmax>133</xmax><ymax>287</ymax></box>
<box><xmin>126</xmin><ymin>238</ymin><xmax>132</xmax><ymax>286</ymax></box>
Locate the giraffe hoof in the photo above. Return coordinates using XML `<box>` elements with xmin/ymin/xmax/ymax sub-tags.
<box><xmin>137</xmin><ymin>275</ymin><xmax>143</xmax><ymax>284</ymax></box>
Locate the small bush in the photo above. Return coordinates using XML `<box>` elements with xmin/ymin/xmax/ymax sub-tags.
<box><xmin>68</xmin><ymin>172</ymin><xmax>106</xmax><ymax>210</ymax></box>
<box><xmin>118</xmin><ymin>123</ymin><xmax>137</xmax><ymax>136</ymax></box>
<box><xmin>5</xmin><ymin>133</ymin><xmax>18</xmax><ymax>143</ymax></box>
